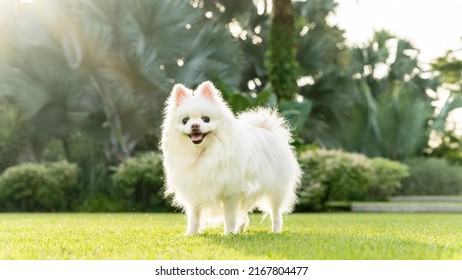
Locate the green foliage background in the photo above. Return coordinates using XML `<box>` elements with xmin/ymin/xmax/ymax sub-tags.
<box><xmin>1</xmin><ymin>0</ymin><xmax>462</xmax><ymax>212</ymax></box>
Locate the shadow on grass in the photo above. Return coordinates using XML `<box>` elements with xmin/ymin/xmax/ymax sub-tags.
<box><xmin>194</xmin><ymin>229</ymin><xmax>459</xmax><ymax>260</ymax></box>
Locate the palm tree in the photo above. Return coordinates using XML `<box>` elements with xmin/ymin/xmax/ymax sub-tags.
<box><xmin>352</xmin><ymin>82</ymin><xmax>432</xmax><ymax>160</ymax></box>
<box><xmin>0</xmin><ymin>0</ymin><xmax>244</xmax><ymax>162</ymax></box>
<box><xmin>338</xmin><ymin>31</ymin><xmax>461</xmax><ymax>160</ymax></box>
<box><xmin>294</xmin><ymin>0</ymin><xmax>355</xmax><ymax>146</ymax></box>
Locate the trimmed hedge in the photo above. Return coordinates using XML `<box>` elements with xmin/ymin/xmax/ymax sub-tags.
<box><xmin>368</xmin><ymin>157</ymin><xmax>410</xmax><ymax>200</ymax></box>
<box><xmin>0</xmin><ymin>150</ymin><xmax>425</xmax><ymax>213</ymax></box>
<box><xmin>399</xmin><ymin>157</ymin><xmax>462</xmax><ymax>196</ymax></box>
<box><xmin>297</xmin><ymin>149</ymin><xmax>373</xmax><ymax>211</ymax></box>
<box><xmin>297</xmin><ymin>149</ymin><xmax>409</xmax><ymax>211</ymax></box>
<box><xmin>0</xmin><ymin>153</ymin><xmax>170</xmax><ymax>212</ymax></box>
<box><xmin>0</xmin><ymin>161</ymin><xmax>78</xmax><ymax>212</ymax></box>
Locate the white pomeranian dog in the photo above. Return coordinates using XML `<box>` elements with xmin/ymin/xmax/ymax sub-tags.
<box><xmin>161</xmin><ymin>81</ymin><xmax>301</xmax><ymax>235</ymax></box>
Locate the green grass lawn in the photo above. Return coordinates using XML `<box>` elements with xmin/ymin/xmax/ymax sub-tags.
<box><xmin>0</xmin><ymin>213</ymin><xmax>461</xmax><ymax>260</ymax></box>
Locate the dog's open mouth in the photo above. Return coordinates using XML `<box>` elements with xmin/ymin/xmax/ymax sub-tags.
<box><xmin>189</xmin><ymin>132</ymin><xmax>207</xmax><ymax>144</ymax></box>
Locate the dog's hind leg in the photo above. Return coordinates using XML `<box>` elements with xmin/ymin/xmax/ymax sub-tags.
<box><xmin>270</xmin><ymin>204</ymin><xmax>283</xmax><ymax>233</ymax></box>
<box><xmin>185</xmin><ymin>206</ymin><xmax>201</xmax><ymax>236</ymax></box>
<box><xmin>237</xmin><ymin>211</ymin><xmax>250</xmax><ymax>233</ymax></box>
<box><xmin>271</xmin><ymin>210</ymin><xmax>282</xmax><ymax>232</ymax></box>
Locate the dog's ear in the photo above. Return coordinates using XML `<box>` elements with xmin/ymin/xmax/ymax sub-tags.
<box><xmin>171</xmin><ymin>84</ymin><xmax>192</xmax><ymax>107</ymax></box>
<box><xmin>196</xmin><ymin>81</ymin><xmax>221</xmax><ymax>101</ymax></box>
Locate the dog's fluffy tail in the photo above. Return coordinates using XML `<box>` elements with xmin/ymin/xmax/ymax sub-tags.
<box><xmin>238</xmin><ymin>107</ymin><xmax>293</xmax><ymax>143</ymax></box>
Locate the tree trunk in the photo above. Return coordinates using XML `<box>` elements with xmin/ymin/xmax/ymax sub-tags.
<box><xmin>267</xmin><ymin>0</ymin><xmax>299</xmax><ymax>102</ymax></box>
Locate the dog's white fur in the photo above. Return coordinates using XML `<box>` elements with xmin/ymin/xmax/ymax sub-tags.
<box><xmin>161</xmin><ymin>81</ymin><xmax>301</xmax><ymax>235</ymax></box>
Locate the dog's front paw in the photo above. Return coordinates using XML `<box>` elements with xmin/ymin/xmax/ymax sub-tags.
<box><xmin>224</xmin><ymin>229</ymin><xmax>238</xmax><ymax>235</ymax></box>
<box><xmin>184</xmin><ymin>230</ymin><xmax>198</xmax><ymax>236</ymax></box>
<box><xmin>184</xmin><ymin>227</ymin><xmax>201</xmax><ymax>236</ymax></box>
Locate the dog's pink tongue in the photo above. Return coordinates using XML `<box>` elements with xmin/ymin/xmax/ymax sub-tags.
<box><xmin>191</xmin><ymin>133</ymin><xmax>203</xmax><ymax>141</ymax></box>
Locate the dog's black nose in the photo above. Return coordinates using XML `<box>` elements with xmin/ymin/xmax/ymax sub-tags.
<box><xmin>191</xmin><ymin>124</ymin><xmax>200</xmax><ymax>130</ymax></box>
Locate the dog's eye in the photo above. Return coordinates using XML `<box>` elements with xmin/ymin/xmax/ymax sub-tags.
<box><xmin>202</xmin><ymin>116</ymin><xmax>210</xmax><ymax>123</ymax></box>
<box><xmin>182</xmin><ymin>117</ymin><xmax>189</xmax><ymax>125</ymax></box>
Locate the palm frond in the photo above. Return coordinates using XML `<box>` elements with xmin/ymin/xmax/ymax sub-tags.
<box><xmin>374</xmin><ymin>88</ymin><xmax>432</xmax><ymax>160</ymax></box>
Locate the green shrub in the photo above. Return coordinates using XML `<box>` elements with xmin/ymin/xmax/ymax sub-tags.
<box><xmin>297</xmin><ymin>149</ymin><xmax>374</xmax><ymax>211</ymax></box>
<box><xmin>368</xmin><ymin>158</ymin><xmax>410</xmax><ymax>200</ymax></box>
<box><xmin>112</xmin><ymin>152</ymin><xmax>170</xmax><ymax>211</ymax></box>
<box><xmin>72</xmin><ymin>160</ymin><xmax>114</xmax><ymax>212</ymax></box>
<box><xmin>47</xmin><ymin>161</ymin><xmax>79</xmax><ymax>191</ymax></box>
<box><xmin>297</xmin><ymin>150</ymin><xmax>411</xmax><ymax>211</ymax></box>
<box><xmin>47</xmin><ymin>161</ymin><xmax>80</xmax><ymax>210</ymax></box>
<box><xmin>399</xmin><ymin>157</ymin><xmax>462</xmax><ymax>195</ymax></box>
<box><xmin>0</xmin><ymin>161</ymin><xmax>78</xmax><ymax>211</ymax></box>
<box><xmin>77</xmin><ymin>194</ymin><xmax>126</xmax><ymax>212</ymax></box>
